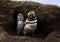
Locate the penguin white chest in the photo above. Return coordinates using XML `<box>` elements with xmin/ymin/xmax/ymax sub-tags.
<box><xmin>24</xmin><ymin>23</ymin><xmax>37</xmax><ymax>30</ymax></box>
<box><xmin>24</xmin><ymin>20</ymin><xmax>37</xmax><ymax>33</ymax></box>
<box><xmin>17</xmin><ymin>21</ymin><xmax>24</xmax><ymax>28</ymax></box>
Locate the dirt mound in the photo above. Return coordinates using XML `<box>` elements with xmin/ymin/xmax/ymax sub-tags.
<box><xmin>44</xmin><ymin>31</ymin><xmax>60</xmax><ymax>42</ymax></box>
<box><xmin>0</xmin><ymin>1</ymin><xmax>60</xmax><ymax>42</ymax></box>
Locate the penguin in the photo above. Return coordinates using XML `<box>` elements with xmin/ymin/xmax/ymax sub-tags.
<box><xmin>17</xmin><ymin>13</ymin><xmax>24</xmax><ymax>35</ymax></box>
<box><xmin>24</xmin><ymin>11</ymin><xmax>37</xmax><ymax>36</ymax></box>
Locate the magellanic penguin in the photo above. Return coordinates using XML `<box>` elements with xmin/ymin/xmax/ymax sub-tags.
<box><xmin>24</xmin><ymin>11</ymin><xmax>37</xmax><ymax>36</ymax></box>
<box><xmin>17</xmin><ymin>13</ymin><xmax>24</xmax><ymax>35</ymax></box>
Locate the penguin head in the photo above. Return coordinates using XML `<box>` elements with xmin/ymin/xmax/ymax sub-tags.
<box><xmin>17</xmin><ymin>13</ymin><xmax>24</xmax><ymax>21</ymax></box>
<box><xmin>27</xmin><ymin>11</ymin><xmax>36</xmax><ymax>20</ymax></box>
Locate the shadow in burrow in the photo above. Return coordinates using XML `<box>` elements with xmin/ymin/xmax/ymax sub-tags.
<box><xmin>34</xmin><ymin>18</ymin><xmax>53</xmax><ymax>39</ymax></box>
<box><xmin>2</xmin><ymin>8</ymin><xmax>27</xmax><ymax>36</ymax></box>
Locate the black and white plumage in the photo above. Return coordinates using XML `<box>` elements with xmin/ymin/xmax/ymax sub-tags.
<box><xmin>17</xmin><ymin>13</ymin><xmax>24</xmax><ymax>35</ymax></box>
<box><xmin>24</xmin><ymin>11</ymin><xmax>37</xmax><ymax>35</ymax></box>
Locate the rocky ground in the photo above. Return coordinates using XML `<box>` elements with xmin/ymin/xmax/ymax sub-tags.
<box><xmin>0</xmin><ymin>25</ymin><xmax>60</xmax><ymax>42</ymax></box>
<box><xmin>0</xmin><ymin>26</ymin><xmax>43</xmax><ymax>42</ymax></box>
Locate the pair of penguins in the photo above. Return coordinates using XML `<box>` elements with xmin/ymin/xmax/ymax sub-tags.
<box><xmin>17</xmin><ymin>11</ymin><xmax>37</xmax><ymax>36</ymax></box>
